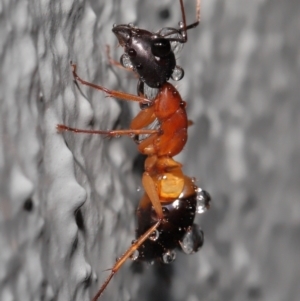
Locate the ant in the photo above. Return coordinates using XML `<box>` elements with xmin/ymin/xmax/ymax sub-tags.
<box><xmin>57</xmin><ymin>0</ymin><xmax>211</xmax><ymax>300</ymax></box>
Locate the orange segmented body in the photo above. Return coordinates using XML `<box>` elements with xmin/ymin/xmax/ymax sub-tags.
<box><xmin>132</xmin><ymin>83</ymin><xmax>188</xmax><ymax>157</ymax></box>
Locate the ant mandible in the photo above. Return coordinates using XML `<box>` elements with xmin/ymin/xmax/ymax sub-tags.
<box><xmin>57</xmin><ymin>0</ymin><xmax>211</xmax><ymax>300</ymax></box>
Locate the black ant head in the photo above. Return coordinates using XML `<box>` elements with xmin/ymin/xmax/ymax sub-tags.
<box><xmin>113</xmin><ymin>24</ymin><xmax>184</xmax><ymax>88</ymax></box>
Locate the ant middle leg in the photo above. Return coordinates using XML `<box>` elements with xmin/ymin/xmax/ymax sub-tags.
<box><xmin>57</xmin><ymin>105</ymin><xmax>160</xmax><ymax>138</ymax></box>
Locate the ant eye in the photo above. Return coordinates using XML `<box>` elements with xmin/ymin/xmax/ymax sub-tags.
<box><xmin>151</xmin><ymin>38</ymin><xmax>171</xmax><ymax>58</ymax></box>
<box><xmin>128</xmin><ymin>48</ymin><xmax>137</xmax><ymax>57</ymax></box>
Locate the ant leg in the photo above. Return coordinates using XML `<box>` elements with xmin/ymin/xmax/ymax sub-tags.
<box><xmin>71</xmin><ymin>63</ymin><xmax>151</xmax><ymax>104</ymax></box>
<box><xmin>92</xmin><ymin>172</ymin><xmax>163</xmax><ymax>301</ymax></box>
<box><xmin>130</xmin><ymin>106</ymin><xmax>156</xmax><ymax>129</ymax></box>
<box><xmin>85</xmin><ymin>121</ymin><xmax>162</xmax><ymax>300</ymax></box>
<box><xmin>142</xmin><ymin>172</ymin><xmax>164</xmax><ymax>219</ymax></box>
<box><xmin>92</xmin><ymin>220</ymin><xmax>162</xmax><ymax>301</ymax></box>
<box><xmin>56</xmin><ymin>124</ymin><xmax>159</xmax><ymax>137</ymax></box>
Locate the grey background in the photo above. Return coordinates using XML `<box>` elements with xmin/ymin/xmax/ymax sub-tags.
<box><xmin>0</xmin><ymin>0</ymin><xmax>299</xmax><ymax>301</ymax></box>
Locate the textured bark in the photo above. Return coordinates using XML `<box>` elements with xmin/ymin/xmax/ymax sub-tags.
<box><xmin>0</xmin><ymin>1</ymin><xmax>299</xmax><ymax>301</ymax></box>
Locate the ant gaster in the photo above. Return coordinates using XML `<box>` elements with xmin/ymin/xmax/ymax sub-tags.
<box><xmin>57</xmin><ymin>1</ymin><xmax>211</xmax><ymax>300</ymax></box>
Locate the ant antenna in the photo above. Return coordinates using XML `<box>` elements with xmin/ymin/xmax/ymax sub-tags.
<box><xmin>162</xmin><ymin>0</ymin><xmax>201</xmax><ymax>43</ymax></box>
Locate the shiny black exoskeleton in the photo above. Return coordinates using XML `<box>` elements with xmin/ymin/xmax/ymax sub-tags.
<box><xmin>136</xmin><ymin>192</ymin><xmax>209</xmax><ymax>263</ymax></box>
<box><xmin>112</xmin><ymin>0</ymin><xmax>200</xmax><ymax>91</ymax></box>
<box><xmin>113</xmin><ymin>25</ymin><xmax>175</xmax><ymax>88</ymax></box>
<box><xmin>113</xmin><ymin>24</ymin><xmax>185</xmax><ymax>88</ymax></box>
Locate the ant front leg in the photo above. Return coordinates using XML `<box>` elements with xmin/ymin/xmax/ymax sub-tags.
<box><xmin>56</xmin><ymin>124</ymin><xmax>159</xmax><ymax>138</ymax></box>
<box><xmin>71</xmin><ymin>63</ymin><xmax>150</xmax><ymax>104</ymax></box>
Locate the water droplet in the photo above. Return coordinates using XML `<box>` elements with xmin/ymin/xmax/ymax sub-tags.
<box><xmin>92</xmin><ymin>271</ymin><xmax>98</xmax><ymax>281</ymax></box>
<box><xmin>131</xmin><ymin>250</ymin><xmax>139</xmax><ymax>261</ymax></box>
<box><xmin>171</xmin><ymin>66</ymin><xmax>184</xmax><ymax>81</ymax></box>
<box><xmin>120</xmin><ymin>53</ymin><xmax>133</xmax><ymax>69</ymax></box>
<box><xmin>180</xmin><ymin>231</ymin><xmax>194</xmax><ymax>254</ymax></box>
<box><xmin>162</xmin><ymin>250</ymin><xmax>176</xmax><ymax>264</ymax></box>
<box><xmin>196</xmin><ymin>188</ymin><xmax>211</xmax><ymax>214</ymax></box>
<box><xmin>136</xmin><ymin>186</ymin><xmax>141</xmax><ymax>192</ymax></box>
<box><xmin>179</xmin><ymin>224</ymin><xmax>204</xmax><ymax>254</ymax></box>
<box><xmin>149</xmin><ymin>229</ymin><xmax>159</xmax><ymax>241</ymax></box>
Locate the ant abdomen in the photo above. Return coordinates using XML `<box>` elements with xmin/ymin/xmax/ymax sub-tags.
<box><xmin>135</xmin><ymin>179</ymin><xmax>211</xmax><ymax>263</ymax></box>
<box><xmin>135</xmin><ymin>188</ymin><xmax>208</xmax><ymax>263</ymax></box>
<box><xmin>136</xmin><ymin>193</ymin><xmax>198</xmax><ymax>263</ymax></box>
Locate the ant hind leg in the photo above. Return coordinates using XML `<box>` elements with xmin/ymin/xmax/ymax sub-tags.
<box><xmin>142</xmin><ymin>173</ymin><xmax>164</xmax><ymax>219</ymax></box>
<box><xmin>91</xmin><ymin>220</ymin><xmax>161</xmax><ymax>301</ymax></box>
